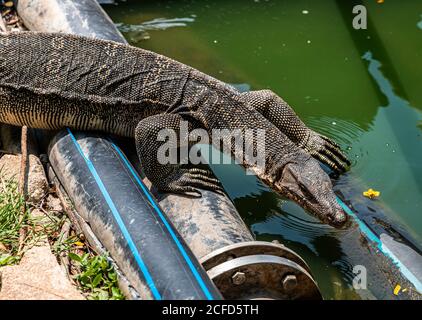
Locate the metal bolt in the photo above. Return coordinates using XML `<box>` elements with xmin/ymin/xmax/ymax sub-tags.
<box><xmin>232</xmin><ymin>272</ymin><xmax>246</xmax><ymax>285</ymax></box>
<box><xmin>282</xmin><ymin>274</ymin><xmax>297</xmax><ymax>291</ymax></box>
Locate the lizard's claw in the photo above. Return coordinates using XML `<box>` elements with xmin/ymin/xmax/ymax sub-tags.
<box><xmin>303</xmin><ymin>131</ymin><xmax>351</xmax><ymax>173</ymax></box>
<box><xmin>159</xmin><ymin>167</ymin><xmax>226</xmax><ymax>197</ymax></box>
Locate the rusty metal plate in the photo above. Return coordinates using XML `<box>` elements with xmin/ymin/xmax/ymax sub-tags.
<box><xmin>207</xmin><ymin>254</ymin><xmax>322</xmax><ymax>300</ymax></box>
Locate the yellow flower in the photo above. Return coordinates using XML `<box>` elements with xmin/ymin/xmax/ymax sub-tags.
<box><xmin>363</xmin><ymin>188</ymin><xmax>380</xmax><ymax>199</ymax></box>
<box><xmin>393</xmin><ymin>284</ymin><xmax>401</xmax><ymax>295</ymax></box>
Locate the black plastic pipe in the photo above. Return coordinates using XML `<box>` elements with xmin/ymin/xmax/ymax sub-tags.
<box><xmin>17</xmin><ymin>0</ymin><xmax>125</xmax><ymax>43</ymax></box>
<box><xmin>48</xmin><ymin>131</ymin><xmax>221</xmax><ymax>299</ymax></box>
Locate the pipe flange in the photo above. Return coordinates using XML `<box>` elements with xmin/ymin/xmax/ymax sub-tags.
<box><xmin>200</xmin><ymin>241</ymin><xmax>312</xmax><ymax>274</ymax></box>
<box><xmin>207</xmin><ymin>254</ymin><xmax>322</xmax><ymax>300</ymax></box>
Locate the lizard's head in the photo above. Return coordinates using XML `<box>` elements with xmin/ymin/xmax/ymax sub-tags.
<box><xmin>273</xmin><ymin>157</ymin><xmax>348</xmax><ymax>227</ymax></box>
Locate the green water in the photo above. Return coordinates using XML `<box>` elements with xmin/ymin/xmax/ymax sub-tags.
<box><xmin>105</xmin><ymin>0</ymin><xmax>422</xmax><ymax>299</ymax></box>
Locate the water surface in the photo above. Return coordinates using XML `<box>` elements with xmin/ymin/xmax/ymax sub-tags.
<box><xmin>105</xmin><ymin>0</ymin><xmax>422</xmax><ymax>299</ymax></box>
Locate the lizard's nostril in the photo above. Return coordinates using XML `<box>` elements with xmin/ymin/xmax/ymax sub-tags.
<box><xmin>332</xmin><ymin>210</ymin><xmax>347</xmax><ymax>226</ymax></box>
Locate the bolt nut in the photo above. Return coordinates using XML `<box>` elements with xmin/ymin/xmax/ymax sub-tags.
<box><xmin>282</xmin><ymin>274</ymin><xmax>297</xmax><ymax>291</ymax></box>
<box><xmin>232</xmin><ymin>272</ymin><xmax>246</xmax><ymax>285</ymax></box>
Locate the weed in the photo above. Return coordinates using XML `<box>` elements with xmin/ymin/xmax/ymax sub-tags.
<box><xmin>69</xmin><ymin>252</ymin><xmax>125</xmax><ymax>300</ymax></box>
<box><xmin>0</xmin><ymin>178</ymin><xmax>27</xmax><ymax>266</ymax></box>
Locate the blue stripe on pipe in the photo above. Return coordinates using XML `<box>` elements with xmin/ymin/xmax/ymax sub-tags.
<box><xmin>66</xmin><ymin>129</ymin><xmax>162</xmax><ymax>300</ymax></box>
<box><xmin>109</xmin><ymin>141</ymin><xmax>215</xmax><ymax>300</ymax></box>
<box><xmin>336</xmin><ymin>196</ymin><xmax>422</xmax><ymax>293</ymax></box>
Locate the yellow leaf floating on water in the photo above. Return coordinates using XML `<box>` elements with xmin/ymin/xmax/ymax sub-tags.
<box><xmin>377</xmin><ymin>0</ymin><xmax>384</xmax><ymax>4</ymax></box>
<box><xmin>4</xmin><ymin>1</ymin><xmax>14</xmax><ymax>8</ymax></box>
<box><xmin>363</xmin><ymin>188</ymin><xmax>380</xmax><ymax>199</ymax></box>
<box><xmin>393</xmin><ymin>284</ymin><xmax>401</xmax><ymax>295</ymax></box>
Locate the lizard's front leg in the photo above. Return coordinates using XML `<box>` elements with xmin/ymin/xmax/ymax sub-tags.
<box><xmin>242</xmin><ymin>90</ymin><xmax>351</xmax><ymax>173</ymax></box>
<box><xmin>135</xmin><ymin>114</ymin><xmax>224</xmax><ymax>197</ymax></box>
<box><xmin>192</xmin><ymin>94</ymin><xmax>348</xmax><ymax>227</ymax></box>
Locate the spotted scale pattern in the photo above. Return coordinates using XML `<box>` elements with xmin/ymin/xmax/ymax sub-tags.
<box><xmin>0</xmin><ymin>32</ymin><xmax>350</xmax><ymax>226</ymax></box>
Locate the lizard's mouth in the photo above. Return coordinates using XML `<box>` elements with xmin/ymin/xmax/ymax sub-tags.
<box><xmin>274</xmin><ymin>160</ymin><xmax>348</xmax><ymax>227</ymax></box>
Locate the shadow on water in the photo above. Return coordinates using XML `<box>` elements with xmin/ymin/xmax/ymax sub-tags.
<box><xmin>336</xmin><ymin>0</ymin><xmax>408</xmax><ymax>100</ymax></box>
<box><xmin>335</xmin><ymin>0</ymin><xmax>422</xmax><ymax>247</ymax></box>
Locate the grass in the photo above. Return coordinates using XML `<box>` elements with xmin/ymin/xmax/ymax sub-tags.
<box><xmin>0</xmin><ymin>178</ymin><xmax>27</xmax><ymax>266</ymax></box>
<box><xmin>0</xmin><ymin>175</ymin><xmax>65</xmax><ymax>266</ymax></box>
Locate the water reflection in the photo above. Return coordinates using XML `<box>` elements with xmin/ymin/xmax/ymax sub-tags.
<box><xmin>116</xmin><ymin>16</ymin><xmax>195</xmax><ymax>32</ymax></box>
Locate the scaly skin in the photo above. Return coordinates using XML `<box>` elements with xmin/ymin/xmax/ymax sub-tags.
<box><xmin>0</xmin><ymin>32</ymin><xmax>350</xmax><ymax>227</ymax></box>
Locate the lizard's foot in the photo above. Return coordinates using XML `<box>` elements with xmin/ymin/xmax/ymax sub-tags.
<box><xmin>135</xmin><ymin>114</ymin><xmax>225</xmax><ymax>198</ymax></box>
<box><xmin>301</xmin><ymin>130</ymin><xmax>351</xmax><ymax>173</ymax></box>
<box><xmin>241</xmin><ymin>90</ymin><xmax>351</xmax><ymax>173</ymax></box>
<box><xmin>156</xmin><ymin>166</ymin><xmax>225</xmax><ymax>197</ymax></box>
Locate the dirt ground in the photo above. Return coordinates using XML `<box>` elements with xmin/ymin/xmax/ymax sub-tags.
<box><xmin>0</xmin><ymin>246</ymin><xmax>83</xmax><ymax>300</ymax></box>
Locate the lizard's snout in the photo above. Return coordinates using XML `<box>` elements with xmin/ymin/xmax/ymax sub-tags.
<box><xmin>275</xmin><ymin>159</ymin><xmax>348</xmax><ymax>227</ymax></box>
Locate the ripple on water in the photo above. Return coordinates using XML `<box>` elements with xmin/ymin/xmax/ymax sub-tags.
<box><xmin>305</xmin><ymin>116</ymin><xmax>366</xmax><ymax>147</ymax></box>
<box><xmin>251</xmin><ymin>200</ymin><xmax>351</xmax><ymax>254</ymax></box>
<box><xmin>305</xmin><ymin>116</ymin><xmax>370</xmax><ymax>166</ymax></box>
